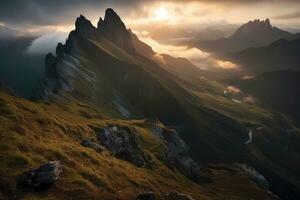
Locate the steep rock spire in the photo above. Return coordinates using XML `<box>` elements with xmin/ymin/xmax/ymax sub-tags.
<box><xmin>97</xmin><ymin>8</ymin><xmax>135</xmax><ymax>54</ymax></box>
<box><xmin>75</xmin><ymin>15</ymin><xmax>97</xmax><ymax>38</ymax></box>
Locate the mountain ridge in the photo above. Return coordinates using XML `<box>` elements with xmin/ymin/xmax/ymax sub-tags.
<box><xmin>227</xmin><ymin>37</ymin><xmax>300</xmax><ymax>73</ymax></box>
<box><xmin>193</xmin><ymin>19</ymin><xmax>293</xmax><ymax>54</ymax></box>
<box><xmin>31</xmin><ymin>9</ymin><xmax>300</xmax><ymax>199</ymax></box>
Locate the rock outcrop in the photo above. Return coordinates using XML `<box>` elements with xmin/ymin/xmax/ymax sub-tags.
<box><xmin>19</xmin><ymin>161</ymin><xmax>62</xmax><ymax>187</ymax></box>
<box><xmin>149</xmin><ymin>121</ymin><xmax>203</xmax><ymax>183</ymax></box>
<box><xmin>81</xmin><ymin>138</ymin><xmax>105</xmax><ymax>152</ymax></box>
<box><xmin>237</xmin><ymin>164</ymin><xmax>269</xmax><ymax>190</ymax></box>
<box><xmin>93</xmin><ymin>125</ymin><xmax>152</xmax><ymax>167</ymax></box>
<box><xmin>136</xmin><ymin>191</ymin><xmax>157</xmax><ymax>200</ymax></box>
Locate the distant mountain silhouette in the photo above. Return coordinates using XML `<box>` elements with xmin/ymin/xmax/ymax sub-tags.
<box><xmin>194</xmin><ymin>19</ymin><xmax>292</xmax><ymax>54</ymax></box>
<box><xmin>228</xmin><ymin>38</ymin><xmax>300</xmax><ymax>73</ymax></box>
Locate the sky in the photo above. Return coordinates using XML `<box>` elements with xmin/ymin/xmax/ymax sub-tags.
<box><xmin>1</xmin><ymin>0</ymin><xmax>300</xmax><ymax>69</ymax></box>
<box><xmin>1</xmin><ymin>0</ymin><xmax>300</xmax><ymax>35</ymax></box>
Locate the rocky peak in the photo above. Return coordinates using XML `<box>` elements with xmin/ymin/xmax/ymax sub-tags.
<box><xmin>100</xmin><ymin>8</ymin><xmax>127</xmax><ymax>30</ymax></box>
<box><xmin>75</xmin><ymin>15</ymin><xmax>96</xmax><ymax>38</ymax></box>
<box><xmin>235</xmin><ymin>18</ymin><xmax>273</xmax><ymax>36</ymax></box>
<box><xmin>97</xmin><ymin>17</ymin><xmax>104</xmax><ymax>29</ymax></box>
<box><xmin>97</xmin><ymin>8</ymin><xmax>135</xmax><ymax>54</ymax></box>
<box><xmin>265</xmin><ymin>18</ymin><xmax>270</xmax><ymax>25</ymax></box>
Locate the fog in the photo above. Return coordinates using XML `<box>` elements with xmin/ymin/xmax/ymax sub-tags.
<box><xmin>26</xmin><ymin>31</ymin><xmax>68</xmax><ymax>55</ymax></box>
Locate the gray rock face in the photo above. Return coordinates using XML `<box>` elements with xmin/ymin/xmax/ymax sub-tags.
<box><xmin>19</xmin><ymin>161</ymin><xmax>62</xmax><ymax>187</ymax></box>
<box><xmin>165</xmin><ymin>191</ymin><xmax>195</xmax><ymax>200</ymax></box>
<box><xmin>149</xmin><ymin>121</ymin><xmax>202</xmax><ymax>182</ymax></box>
<box><xmin>136</xmin><ymin>191</ymin><xmax>157</xmax><ymax>200</ymax></box>
<box><xmin>164</xmin><ymin>129</ymin><xmax>201</xmax><ymax>182</ymax></box>
<box><xmin>97</xmin><ymin>8</ymin><xmax>136</xmax><ymax>54</ymax></box>
<box><xmin>237</xmin><ymin>164</ymin><xmax>269</xmax><ymax>190</ymax></box>
<box><xmin>93</xmin><ymin>126</ymin><xmax>152</xmax><ymax>167</ymax></box>
<box><xmin>80</xmin><ymin>138</ymin><xmax>105</xmax><ymax>152</ymax></box>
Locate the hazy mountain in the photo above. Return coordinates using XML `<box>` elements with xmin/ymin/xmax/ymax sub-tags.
<box><xmin>228</xmin><ymin>38</ymin><xmax>300</xmax><ymax>73</ymax></box>
<box><xmin>129</xmin><ymin>29</ymin><xmax>207</xmax><ymax>87</ymax></box>
<box><xmin>193</xmin><ymin>19</ymin><xmax>292</xmax><ymax>54</ymax></box>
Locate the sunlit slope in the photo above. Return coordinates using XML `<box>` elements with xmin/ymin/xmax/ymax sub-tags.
<box><xmin>34</xmin><ymin>10</ymin><xmax>300</xmax><ymax>199</ymax></box>
<box><xmin>0</xmin><ymin>91</ymin><xmax>274</xmax><ymax>200</ymax></box>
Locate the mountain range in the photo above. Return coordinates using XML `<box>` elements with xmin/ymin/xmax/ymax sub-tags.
<box><xmin>1</xmin><ymin>8</ymin><xmax>300</xmax><ymax>200</ymax></box>
<box><xmin>193</xmin><ymin>19</ymin><xmax>293</xmax><ymax>54</ymax></box>
<box><xmin>227</xmin><ymin>38</ymin><xmax>300</xmax><ymax>73</ymax></box>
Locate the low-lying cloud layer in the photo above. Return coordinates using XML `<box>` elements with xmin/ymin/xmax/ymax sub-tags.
<box><xmin>137</xmin><ymin>34</ymin><xmax>238</xmax><ymax>70</ymax></box>
<box><xmin>26</xmin><ymin>32</ymin><xmax>68</xmax><ymax>55</ymax></box>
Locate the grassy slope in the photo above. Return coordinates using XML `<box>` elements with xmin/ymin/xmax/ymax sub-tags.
<box><xmin>0</xmin><ymin>91</ymin><xmax>272</xmax><ymax>200</ymax></box>
<box><xmin>79</xmin><ymin>35</ymin><xmax>300</xmax><ymax>197</ymax></box>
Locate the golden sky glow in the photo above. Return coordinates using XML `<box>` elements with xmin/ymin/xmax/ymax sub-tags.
<box><xmin>20</xmin><ymin>0</ymin><xmax>300</xmax><ymax>71</ymax></box>
<box><xmin>124</xmin><ymin>1</ymin><xmax>300</xmax><ymax>28</ymax></box>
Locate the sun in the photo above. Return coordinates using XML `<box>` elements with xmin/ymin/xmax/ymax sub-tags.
<box><xmin>154</xmin><ymin>7</ymin><xmax>169</xmax><ymax>20</ymax></box>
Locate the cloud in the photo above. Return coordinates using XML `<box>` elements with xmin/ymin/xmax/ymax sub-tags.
<box><xmin>1</xmin><ymin>0</ymin><xmax>300</xmax><ymax>29</ymax></box>
<box><xmin>26</xmin><ymin>32</ymin><xmax>68</xmax><ymax>55</ymax></box>
<box><xmin>138</xmin><ymin>36</ymin><xmax>239</xmax><ymax>70</ymax></box>
<box><xmin>274</xmin><ymin>11</ymin><xmax>300</xmax><ymax>20</ymax></box>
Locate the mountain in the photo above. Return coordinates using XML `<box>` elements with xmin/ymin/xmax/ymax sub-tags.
<box><xmin>193</xmin><ymin>19</ymin><xmax>292</xmax><ymax>54</ymax></box>
<box><xmin>230</xmin><ymin>70</ymin><xmax>300</xmax><ymax>124</ymax></box>
<box><xmin>129</xmin><ymin>29</ymin><xmax>208</xmax><ymax>87</ymax></box>
<box><xmin>4</xmin><ymin>8</ymin><xmax>297</xmax><ymax>199</ymax></box>
<box><xmin>227</xmin><ymin>38</ymin><xmax>300</xmax><ymax>73</ymax></box>
<box><xmin>0</xmin><ymin>90</ymin><xmax>280</xmax><ymax>200</ymax></box>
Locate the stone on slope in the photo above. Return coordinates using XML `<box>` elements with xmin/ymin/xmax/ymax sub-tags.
<box><xmin>19</xmin><ymin>161</ymin><xmax>62</xmax><ymax>187</ymax></box>
<box><xmin>136</xmin><ymin>191</ymin><xmax>157</xmax><ymax>200</ymax></box>
<box><xmin>93</xmin><ymin>125</ymin><xmax>152</xmax><ymax>167</ymax></box>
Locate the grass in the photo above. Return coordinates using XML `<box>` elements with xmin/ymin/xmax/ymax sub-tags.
<box><xmin>0</xmin><ymin>91</ymin><xmax>273</xmax><ymax>200</ymax></box>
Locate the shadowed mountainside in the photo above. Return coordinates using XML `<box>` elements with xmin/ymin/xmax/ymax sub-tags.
<box><xmin>193</xmin><ymin>19</ymin><xmax>292</xmax><ymax>54</ymax></box>
<box><xmin>227</xmin><ymin>38</ymin><xmax>300</xmax><ymax>74</ymax></box>
<box><xmin>6</xmin><ymin>8</ymin><xmax>299</xmax><ymax>199</ymax></box>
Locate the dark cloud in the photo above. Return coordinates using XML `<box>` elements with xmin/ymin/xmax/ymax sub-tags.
<box><xmin>1</xmin><ymin>0</ymin><xmax>300</xmax><ymax>28</ymax></box>
<box><xmin>0</xmin><ymin>0</ymin><xmax>144</xmax><ymax>27</ymax></box>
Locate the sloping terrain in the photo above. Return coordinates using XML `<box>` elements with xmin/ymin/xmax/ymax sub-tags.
<box><xmin>227</xmin><ymin>38</ymin><xmax>300</xmax><ymax>74</ymax></box>
<box><xmin>0</xmin><ymin>90</ymin><xmax>277</xmax><ymax>200</ymax></box>
<box><xmin>229</xmin><ymin>70</ymin><xmax>300</xmax><ymax>125</ymax></box>
<box><xmin>28</xmin><ymin>9</ymin><xmax>300</xmax><ymax>199</ymax></box>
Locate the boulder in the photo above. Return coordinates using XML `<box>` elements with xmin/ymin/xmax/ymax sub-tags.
<box><xmin>136</xmin><ymin>191</ymin><xmax>157</xmax><ymax>200</ymax></box>
<box><xmin>19</xmin><ymin>161</ymin><xmax>62</xmax><ymax>187</ymax></box>
<box><xmin>165</xmin><ymin>191</ymin><xmax>195</xmax><ymax>200</ymax></box>
<box><xmin>80</xmin><ymin>138</ymin><xmax>105</xmax><ymax>152</ymax></box>
<box><xmin>93</xmin><ymin>125</ymin><xmax>152</xmax><ymax>167</ymax></box>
